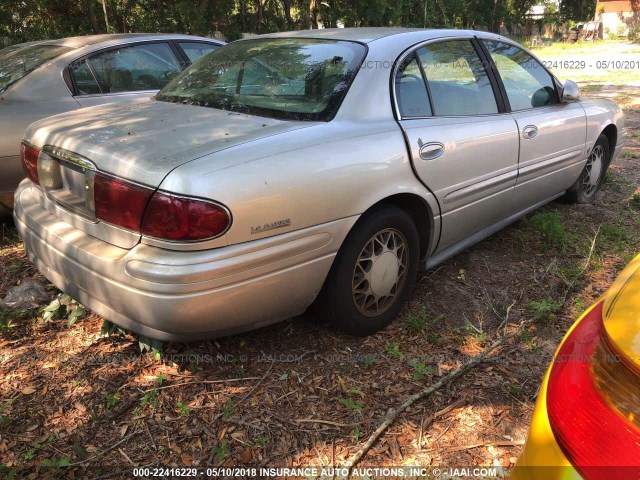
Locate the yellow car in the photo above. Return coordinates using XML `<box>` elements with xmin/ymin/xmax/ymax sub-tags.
<box><xmin>513</xmin><ymin>255</ymin><xmax>640</xmax><ymax>480</ymax></box>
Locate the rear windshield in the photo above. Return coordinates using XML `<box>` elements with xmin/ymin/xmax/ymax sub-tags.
<box><xmin>0</xmin><ymin>44</ymin><xmax>73</xmax><ymax>93</ymax></box>
<box><xmin>156</xmin><ymin>38</ymin><xmax>366</xmax><ymax>121</ymax></box>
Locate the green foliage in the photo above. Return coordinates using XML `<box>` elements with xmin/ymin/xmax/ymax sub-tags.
<box><xmin>631</xmin><ymin>192</ymin><xmax>640</xmax><ymax>209</ymax></box>
<box><xmin>40</xmin><ymin>457</ymin><xmax>71</xmax><ymax>468</ymax></box>
<box><xmin>41</xmin><ymin>294</ymin><xmax>85</xmax><ymax>326</ymax></box>
<box><xmin>351</xmin><ymin>425</ymin><xmax>362</xmax><ymax>442</ymax></box>
<box><xmin>105</xmin><ymin>392</ymin><xmax>120</xmax><ymax>409</ymax></box>
<box><xmin>529</xmin><ymin>211</ymin><xmax>565</xmax><ymax>248</ymax></box>
<box><xmin>408</xmin><ymin>358</ymin><xmax>434</xmax><ymax>380</ymax></box>
<box><xmin>339</xmin><ymin>397</ymin><xmax>363</xmax><ymax>413</ymax></box>
<box><xmin>385</xmin><ymin>342</ymin><xmax>403</xmax><ymax>359</ymax></box>
<box><xmin>211</xmin><ymin>438</ymin><xmax>230</xmax><ymax>464</ymax></box>
<box><xmin>526</xmin><ymin>298</ymin><xmax>561</xmax><ymax>322</ymax></box>
<box><xmin>403</xmin><ymin>307</ymin><xmax>444</xmax><ymax>343</ymax></box>
<box><xmin>339</xmin><ymin>387</ymin><xmax>365</xmax><ymax>413</ymax></box>
<box><xmin>176</xmin><ymin>402</ymin><xmax>190</xmax><ymax>416</ymax></box>
<box><xmin>138</xmin><ymin>336</ymin><xmax>163</xmax><ymax>360</ymax></box>
<box><xmin>1</xmin><ymin>0</ymin><xmax>548</xmax><ymax>48</ymax></box>
<box><xmin>254</xmin><ymin>433</ymin><xmax>270</xmax><ymax>448</ymax></box>
<box><xmin>598</xmin><ymin>224</ymin><xmax>628</xmax><ymax>252</ymax></box>
<box><xmin>221</xmin><ymin>398</ymin><xmax>235</xmax><ymax>418</ymax></box>
<box><xmin>100</xmin><ymin>320</ymin><xmax>127</xmax><ymax>337</ymax></box>
<box><xmin>140</xmin><ymin>390</ymin><xmax>159</xmax><ymax>409</ymax></box>
<box><xmin>361</xmin><ymin>355</ymin><xmax>375</xmax><ymax>369</ymax></box>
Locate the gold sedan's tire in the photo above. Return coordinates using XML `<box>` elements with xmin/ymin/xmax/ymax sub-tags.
<box><xmin>318</xmin><ymin>204</ymin><xmax>420</xmax><ymax>336</ymax></box>
<box><xmin>564</xmin><ymin>134</ymin><xmax>610</xmax><ymax>204</ymax></box>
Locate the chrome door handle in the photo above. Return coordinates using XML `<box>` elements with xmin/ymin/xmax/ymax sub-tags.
<box><xmin>522</xmin><ymin>125</ymin><xmax>538</xmax><ymax>139</ymax></box>
<box><xmin>419</xmin><ymin>141</ymin><xmax>445</xmax><ymax>160</ymax></box>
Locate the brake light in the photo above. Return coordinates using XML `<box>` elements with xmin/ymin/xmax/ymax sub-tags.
<box><xmin>20</xmin><ymin>142</ymin><xmax>40</xmax><ymax>185</ymax></box>
<box><xmin>94</xmin><ymin>173</ymin><xmax>154</xmax><ymax>231</ymax></box>
<box><xmin>547</xmin><ymin>302</ymin><xmax>640</xmax><ymax>479</ymax></box>
<box><xmin>141</xmin><ymin>192</ymin><xmax>230</xmax><ymax>241</ymax></box>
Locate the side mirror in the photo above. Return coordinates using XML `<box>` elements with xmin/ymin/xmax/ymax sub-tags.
<box><xmin>562</xmin><ymin>80</ymin><xmax>580</xmax><ymax>103</ymax></box>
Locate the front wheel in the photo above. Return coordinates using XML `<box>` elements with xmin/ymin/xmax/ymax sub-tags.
<box><xmin>564</xmin><ymin>134</ymin><xmax>610</xmax><ymax>204</ymax></box>
<box><xmin>318</xmin><ymin>205</ymin><xmax>420</xmax><ymax>336</ymax></box>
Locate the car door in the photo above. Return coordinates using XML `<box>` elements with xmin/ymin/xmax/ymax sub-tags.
<box><xmin>395</xmin><ymin>38</ymin><xmax>520</xmax><ymax>252</ymax></box>
<box><xmin>69</xmin><ymin>42</ymin><xmax>183</xmax><ymax>107</ymax></box>
<box><xmin>481</xmin><ymin>40</ymin><xmax>587</xmax><ymax>209</ymax></box>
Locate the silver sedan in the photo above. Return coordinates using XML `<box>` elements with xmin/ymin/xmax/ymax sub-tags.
<box><xmin>0</xmin><ymin>33</ymin><xmax>224</xmax><ymax>214</ymax></box>
<box><xmin>14</xmin><ymin>28</ymin><xmax>624</xmax><ymax>341</ymax></box>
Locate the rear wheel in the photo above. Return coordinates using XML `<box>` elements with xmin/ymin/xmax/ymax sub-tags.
<box><xmin>318</xmin><ymin>205</ymin><xmax>420</xmax><ymax>336</ymax></box>
<box><xmin>564</xmin><ymin>134</ymin><xmax>610</xmax><ymax>204</ymax></box>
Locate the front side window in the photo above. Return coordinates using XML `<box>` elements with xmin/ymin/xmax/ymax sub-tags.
<box><xmin>156</xmin><ymin>38</ymin><xmax>367</xmax><ymax>121</ymax></box>
<box><xmin>395</xmin><ymin>53</ymin><xmax>432</xmax><ymax>118</ymax></box>
<box><xmin>178</xmin><ymin>42</ymin><xmax>220</xmax><ymax>63</ymax></box>
<box><xmin>484</xmin><ymin>40</ymin><xmax>559</xmax><ymax>111</ymax></box>
<box><xmin>87</xmin><ymin>43</ymin><xmax>181</xmax><ymax>94</ymax></box>
<box><xmin>0</xmin><ymin>44</ymin><xmax>73</xmax><ymax>93</ymax></box>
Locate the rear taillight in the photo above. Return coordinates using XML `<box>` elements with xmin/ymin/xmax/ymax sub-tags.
<box><xmin>141</xmin><ymin>192</ymin><xmax>230</xmax><ymax>241</ymax></box>
<box><xmin>547</xmin><ymin>302</ymin><xmax>640</xmax><ymax>479</ymax></box>
<box><xmin>93</xmin><ymin>173</ymin><xmax>230</xmax><ymax>241</ymax></box>
<box><xmin>94</xmin><ymin>173</ymin><xmax>154</xmax><ymax>231</ymax></box>
<box><xmin>20</xmin><ymin>142</ymin><xmax>40</xmax><ymax>185</ymax></box>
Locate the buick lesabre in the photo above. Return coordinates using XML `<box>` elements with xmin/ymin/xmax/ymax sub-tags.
<box><xmin>14</xmin><ymin>28</ymin><xmax>624</xmax><ymax>341</ymax></box>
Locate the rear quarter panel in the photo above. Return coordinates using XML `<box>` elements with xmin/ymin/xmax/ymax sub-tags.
<box><xmin>157</xmin><ymin>120</ymin><xmax>440</xmax><ymax>250</ymax></box>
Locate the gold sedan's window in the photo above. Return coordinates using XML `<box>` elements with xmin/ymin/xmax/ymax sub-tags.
<box><xmin>416</xmin><ymin>40</ymin><xmax>498</xmax><ymax>116</ymax></box>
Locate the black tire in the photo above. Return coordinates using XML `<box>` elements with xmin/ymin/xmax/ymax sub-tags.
<box><xmin>563</xmin><ymin>134</ymin><xmax>610</xmax><ymax>204</ymax></box>
<box><xmin>317</xmin><ymin>204</ymin><xmax>420</xmax><ymax>336</ymax></box>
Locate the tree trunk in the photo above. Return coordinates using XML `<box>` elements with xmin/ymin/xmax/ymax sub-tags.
<box><xmin>88</xmin><ymin>0</ymin><xmax>100</xmax><ymax>33</ymax></box>
<box><xmin>101</xmin><ymin>0</ymin><xmax>110</xmax><ymax>32</ymax></box>
<box><xmin>280</xmin><ymin>0</ymin><xmax>293</xmax><ymax>29</ymax></box>
<box><xmin>309</xmin><ymin>0</ymin><xmax>318</xmax><ymax>28</ymax></box>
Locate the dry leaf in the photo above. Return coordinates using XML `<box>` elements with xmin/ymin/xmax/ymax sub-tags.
<box><xmin>21</xmin><ymin>386</ymin><xmax>36</xmax><ymax>395</ymax></box>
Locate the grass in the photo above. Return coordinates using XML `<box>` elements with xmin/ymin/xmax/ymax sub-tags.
<box><xmin>527</xmin><ymin>299</ymin><xmax>562</xmax><ymax>323</ymax></box>
<box><xmin>580</xmin><ymin>84</ymin><xmax>604</xmax><ymax>93</ymax></box>
<box><xmin>529</xmin><ymin>211</ymin><xmax>566</xmax><ymax>249</ymax></box>
<box><xmin>530</xmin><ymin>40</ymin><xmax>640</xmax><ymax>56</ymax></box>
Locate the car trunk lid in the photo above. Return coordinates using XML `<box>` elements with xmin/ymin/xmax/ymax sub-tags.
<box><xmin>602</xmin><ymin>253</ymin><xmax>640</xmax><ymax>373</ymax></box>
<box><xmin>25</xmin><ymin>100</ymin><xmax>314</xmax><ymax>249</ymax></box>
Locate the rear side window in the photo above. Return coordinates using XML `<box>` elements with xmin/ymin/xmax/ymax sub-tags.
<box><xmin>0</xmin><ymin>44</ymin><xmax>72</xmax><ymax>93</ymax></box>
<box><xmin>86</xmin><ymin>43</ymin><xmax>181</xmax><ymax>94</ymax></box>
<box><xmin>416</xmin><ymin>40</ymin><xmax>498</xmax><ymax>116</ymax></box>
<box><xmin>178</xmin><ymin>42</ymin><xmax>220</xmax><ymax>63</ymax></box>
<box><xmin>69</xmin><ymin>59</ymin><xmax>101</xmax><ymax>95</ymax></box>
<box><xmin>483</xmin><ymin>40</ymin><xmax>559</xmax><ymax>111</ymax></box>
<box><xmin>395</xmin><ymin>54</ymin><xmax>432</xmax><ymax>118</ymax></box>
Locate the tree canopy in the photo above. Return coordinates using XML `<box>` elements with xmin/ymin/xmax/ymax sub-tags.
<box><xmin>0</xmin><ymin>0</ymin><xmax>595</xmax><ymax>45</ymax></box>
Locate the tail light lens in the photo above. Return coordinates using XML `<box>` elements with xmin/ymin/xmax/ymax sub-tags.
<box><xmin>20</xmin><ymin>142</ymin><xmax>40</xmax><ymax>185</ymax></box>
<box><xmin>141</xmin><ymin>192</ymin><xmax>230</xmax><ymax>241</ymax></box>
<box><xmin>93</xmin><ymin>173</ymin><xmax>230</xmax><ymax>241</ymax></box>
<box><xmin>94</xmin><ymin>173</ymin><xmax>154</xmax><ymax>231</ymax></box>
<box><xmin>547</xmin><ymin>302</ymin><xmax>640</xmax><ymax>479</ymax></box>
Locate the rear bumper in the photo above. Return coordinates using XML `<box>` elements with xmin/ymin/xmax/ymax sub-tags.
<box><xmin>14</xmin><ymin>180</ymin><xmax>356</xmax><ymax>341</ymax></box>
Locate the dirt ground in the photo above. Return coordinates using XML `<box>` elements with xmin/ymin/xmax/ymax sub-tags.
<box><xmin>1</xmin><ymin>80</ymin><xmax>639</xmax><ymax>478</ymax></box>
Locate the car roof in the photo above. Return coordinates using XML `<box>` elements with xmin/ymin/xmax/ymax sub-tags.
<box><xmin>253</xmin><ymin>27</ymin><xmax>504</xmax><ymax>43</ymax></box>
<box><xmin>15</xmin><ymin>33</ymin><xmax>223</xmax><ymax>50</ymax></box>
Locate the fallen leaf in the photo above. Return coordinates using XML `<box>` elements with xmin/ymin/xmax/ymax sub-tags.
<box><xmin>21</xmin><ymin>386</ymin><xmax>36</xmax><ymax>395</ymax></box>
